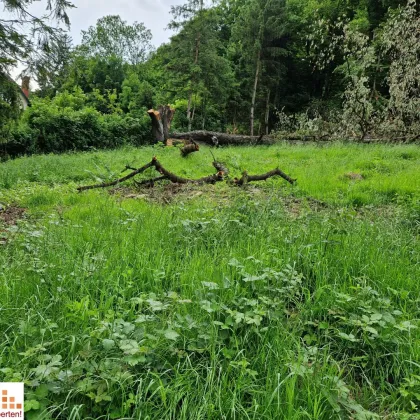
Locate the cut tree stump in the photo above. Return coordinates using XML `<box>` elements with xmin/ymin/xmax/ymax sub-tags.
<box><xmin>148</xmin><ymin>105</ymin><xmax>176</xmax><ymax>145</ymax></box>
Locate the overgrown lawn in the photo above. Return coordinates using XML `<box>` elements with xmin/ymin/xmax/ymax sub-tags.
<box><xmin>0</xmin><ymin>143</ymin><xmax>419</xmax><ymax>419</ymax></box>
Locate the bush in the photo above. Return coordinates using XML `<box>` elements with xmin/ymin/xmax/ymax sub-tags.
<box><xmin>2</xmin><ymin>97</ymin><xmax>152</xmax><ymax>157</ymax></box>
<box><xmin>0</xmin><ymin>124</ymin><xmax>38</xmax><ymax>159</ymax></box>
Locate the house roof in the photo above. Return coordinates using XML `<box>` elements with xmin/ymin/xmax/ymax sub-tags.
<box><xmin>3</xmin><ymin>73</ymin><xmax>31</xmax><ymax>107</ymax></box>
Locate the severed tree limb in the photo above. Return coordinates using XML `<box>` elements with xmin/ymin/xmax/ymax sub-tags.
<box><xmin>78</xmin><ymin>158</ymin><xmax>295</xmax><ymax>192</ymax></box>
<box><xmin>122</xmin><ymin>165</ymin><xmax>138</xmax><ymax>172</ymax></box>
<box><xmin>180</xmin><ymin>142</ymin><xmax>200</xmax><ymax>157</ymax></box>
<box><xmin>210</xmin><ymin>150</ymin><xmax>229</xmax><ymax>176</ymax></box>
<box><xmin>234</xmin><ymin>168</ymin><xmax>296</xmax><ymax>186</ymax></box>
<box><xmin>78</xmin><ymin>157</ymin><xmax>226</xmax><ymax>192</ymax></box>
<box><xmin>151</xmin><ymin>159</ymin><xmax>190</xmax><ymax>184</ymax></box>
<box><xmin>212</xmin><ymin>160</ymin><xmax>229</xmax><ymax>176</ymax></box>
<box><xmin>194</xmin><ymin>172</ymin><xmax>225</xmax><ymax>184</ymax></box>
<box><xmin>151</xmin><ymin>159</ymin><xmax>225</xmax><ymax>184</ymax></box>
<box><xmin>77</xmin><ymin>160</ymin><xmax>155</xmax><ymax>192</ymax></box>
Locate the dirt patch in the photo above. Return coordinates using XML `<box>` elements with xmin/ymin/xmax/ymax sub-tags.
<box><xmin>107</xmin><ymin>182</ymin><xmax>332</xmax><ymax>214</ymax></box>
<box><xmin>344</xmin><ymin>172</ymin><xmax>364</xmax><ymax>180</ymax></box>
<box><xmin>0</xmin><ymin>205</ymin><xmax>26</xmax><ymax>225</ymax></box>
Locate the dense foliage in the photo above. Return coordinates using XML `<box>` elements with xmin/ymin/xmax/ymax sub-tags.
<box><xmin>0</xmin><ymin>0</ymin><xmax>74</xmax><ymax>141</ymax></box>
<box><xmin>1</xmin><ymin>0</ymin><xmax>419</xmax><ymax>154</ymax></box>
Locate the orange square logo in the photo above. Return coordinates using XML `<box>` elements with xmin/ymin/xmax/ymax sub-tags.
<box><xmin>0</xmin><ymin>383</ymin><xmax>24</xmax><ymax>416</ymax></box>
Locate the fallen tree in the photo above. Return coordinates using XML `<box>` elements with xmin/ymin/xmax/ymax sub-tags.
<box><xmin>77</xmin><ymin>156</ymin><xmax>296</xmax><ymax>192</ymax></box>
<box><xmin>170</xmin><ymin>130</ymin><xmax>275</xmax><ymax>146</ymax></box>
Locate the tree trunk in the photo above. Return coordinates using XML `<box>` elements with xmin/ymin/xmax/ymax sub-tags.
<box><xmin>187</xmin><ymin>92</ymin><xmax>193</xmax><ymax>131</ymax></box>
<box><xmin>148</xmin><ymin>105</ymin><xmax>175</xmax><ymax>145</ymax></box>
<box><xmin>171</xmin><ymin>130</ymin><xmax>274</xmax><ymax>146</ymax></box>
<box><xmin>187</xmin><ymin>25</ymin><xmax>202</xmax><ymax>131</ymax></box>
<box><xmin>265</xmin><ymin>90</ymin><xmax>270</xmax><ymax>135</ymax></box>
<box><xmin>250</xmin><ymin>52</ymin><xmax>261</xmax><ymax>136</ymax></box>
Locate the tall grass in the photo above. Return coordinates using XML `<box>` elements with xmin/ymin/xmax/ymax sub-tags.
<box><xmin>0</xmin><ymin>143</ymin><xmax>419</xmax><ymax>419</ymax></box>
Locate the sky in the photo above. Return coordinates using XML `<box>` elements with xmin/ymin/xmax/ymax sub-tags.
<box><xmin>7</xmin><ymin>0</ymin><xmax>185</xmax><ymax>83</ymax></box>
<box><xmin>63</xmin><ymin>0</ymin><xmax>184</xmax><ymax>46</ymax></box>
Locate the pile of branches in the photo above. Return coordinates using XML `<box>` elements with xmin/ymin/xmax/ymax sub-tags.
<box><xmin>77</xmin><ymin>156</ymin><xmax>296</xmax><ymax>192</ymax></box>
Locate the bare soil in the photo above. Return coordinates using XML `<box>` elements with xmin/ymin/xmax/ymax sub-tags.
<box><xmin>0</xmin><ymin>205</ymin><xmax>26</xmax><ymax>225</ymax></box>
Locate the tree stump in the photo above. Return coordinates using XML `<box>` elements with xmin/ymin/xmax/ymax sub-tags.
<box><xmin>147</xmin><ymin>105</ymin><xmax>175</xmax><ymax>145</ymax></box>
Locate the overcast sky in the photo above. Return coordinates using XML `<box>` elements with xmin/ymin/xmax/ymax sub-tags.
<box><xmin>64</xmin><ymin>0</ymin><xmax>184</xmax><ymax>46</ymax></box>
<box><xmin>7</xmin><ymin>0</ymin><xmax>185</xmax><ymax>82</ymax></box>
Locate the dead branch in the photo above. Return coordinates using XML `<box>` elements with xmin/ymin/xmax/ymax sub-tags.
<box><xmin>195</xmin><ymin>171</ymin><xmax>225</xmax><ymax>184</ymax></box>
<box><xmin>78</xmin><ymin>157</ymin><xmax>295</xmax><ymax>193</ymax></box>
<box><xmin>77</xmin><ymin>160</ymin><xmax>155</xmax><ymax>192</ymax></box>
<box><xmin>234</xmin><ymin>168</ymin><xmax>296</xmax><ymax>186</ymax></box>
<box><xmin>209</xmin><ymin>150</ymin><xmax>229</xmax><ymax>176</ymax></box>
<box><xmin>122</xmin><ymin>165</ymin><xmax>138</xmax><ymax>172</ymax></box>
<box><xmin>151</xmin><ymin>159</ymin><xmax>224</xmax><ymax>184</ymax></box>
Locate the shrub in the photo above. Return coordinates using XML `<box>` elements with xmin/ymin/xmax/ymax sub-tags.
<box><xmin>2</xmin><ymin>97</ymin><xmax>152</xmax><ymax>157</ymax></box>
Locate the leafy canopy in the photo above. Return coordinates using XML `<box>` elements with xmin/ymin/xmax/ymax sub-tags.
<box><xmin>80</xmin><ymin>15</ymin><xmax>154</xmax><ymax>65</ymax></box>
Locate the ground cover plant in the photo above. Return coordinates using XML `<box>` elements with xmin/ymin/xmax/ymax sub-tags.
<box><xmin>0</xmin><ymin>143</ymin><xmax>419</xmax><ymax>419</ymax></box>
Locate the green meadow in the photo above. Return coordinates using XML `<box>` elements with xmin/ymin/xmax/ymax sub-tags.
<box><xmin>0</xmin><ymin>143</ymin><xmax>419</xmax><ymax>419</ymax></box>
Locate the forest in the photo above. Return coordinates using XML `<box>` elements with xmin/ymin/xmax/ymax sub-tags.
<box><xmin>1</xmin><ymin>0</ymin><xmax>419</xmax><ymax>156</ymax></box>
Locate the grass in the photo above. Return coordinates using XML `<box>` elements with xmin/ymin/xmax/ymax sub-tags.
<box><xmin>0</xmin><ymin>142</ymin><xmax>419</xmax><ymax>419</ymax></box>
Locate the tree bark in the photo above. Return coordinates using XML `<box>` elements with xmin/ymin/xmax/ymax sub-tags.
<box><xmin>187</xmin><ymin>92</ymin><xmax>193</xmax><ymax>132</ymax></box>
<box><xmin>187</xmin><ymin>20</ymin><xmax>202</xmax><ymax>131</ymax></box>
<box><xmin>235</xmin><ymin>168</ymin><xmax>296</xmax><ymax>186</ymax></box>
<box><xmin>171</xmin><ymin>130</ymin><xmax>275</xmax><ymax>146</ymax></box>
<box><xmin>265</xmin><ymin>90</ymin><xmax>270</xmax><ymax>135</ymax></box>
<box><xmin>250</xmin><ymin>52</ymin><xmax>261</xmax><ymax>136</ymax></box>
<box><xmin>148</xmin><ymin>105</ymin><xmax>175</xmax><ymax>144</ymax></box>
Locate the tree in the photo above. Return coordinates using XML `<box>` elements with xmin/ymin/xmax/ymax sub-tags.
<box><xmin>80</xmin><ymin>15</ymin><xmax>153</xmax><ymax>65</ymax></box>
<box><xmin>120</xmin><ymin>73</ymin><xmax>155</xmax><ymax>114</ymax></box>
<box><xmin>169</xmin><ymin>0</ymin><xmax>206</xmax><ymax>131</ymax></box>
<box><xmin>0</xmin><ymin>73</ymin><xmax>20</xmax><ymax>138</ymax></box>
<box><xmin>380</xmin><ymin>0</ymin><xmax>420</xmax><ymax>138</ymax></box>
<box><xmin>0</xmin><ymin>0</ymin><xmax>73</xmax><ymax>134</ymax></box>
<box><xmin>0</xmin><ymin>0</ymin><xmax>73</xmax><ymax>73</ymax></box>
<box><xmin>60</xmin><ymin>52</ymin><xmax>126</xmax><ymax>113</ymax></box>
<box><xmin>231</xmin><ymin>0</ymin><xmax>288</xmax><ymax>135</ymax></box>
<box><xmin>340</xmin><ymin>26</ymin><xmax>376</xmax><ymax>140</ymax></box>
<box><xmin>34</xmin><ymin>34</ymin><xmax>73</xmax><ymax>97</ymax></box>
<box><xmin>163</xmin><ymin>2</ymin><xmax>234</xmax><ymax>131</ymax></box>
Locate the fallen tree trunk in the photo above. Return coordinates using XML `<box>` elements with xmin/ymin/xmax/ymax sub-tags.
<box><xmin>171</xmin><ymin>130</ymin><xmax>275</xmax><ymax>146</ymax></box>
<box><xmin>234</xmin><ymin>169</ymin><xmax>296</xmax><ymax>186</ymax></box>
